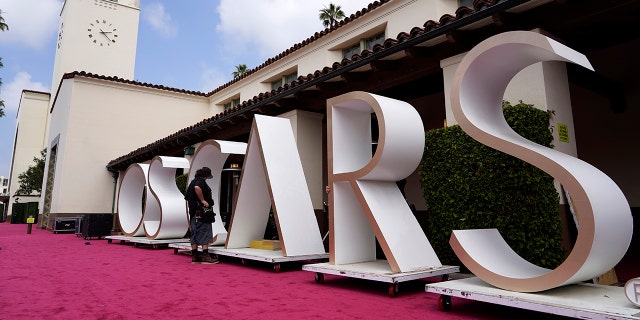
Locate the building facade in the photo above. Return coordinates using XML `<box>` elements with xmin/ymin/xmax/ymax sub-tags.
<box><xmin>5</xmin><ymin>0</ymin><xmax>639</xmax><ymax>256</ymax></box>
<box><xmin>4</xmin><ymin>90</ymin><xmax>49</xmax><ymax>222</ymax></box>
<box><xmin>1</xmin><ymin>176</ymin><xmax>8</xmax><ymax>196</ymax></box>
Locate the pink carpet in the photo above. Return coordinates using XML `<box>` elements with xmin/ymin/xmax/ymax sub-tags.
<box><xmin>0</xmin><ymin>222</ymin><xmax>572</xmax><ymax>319</ymax></box>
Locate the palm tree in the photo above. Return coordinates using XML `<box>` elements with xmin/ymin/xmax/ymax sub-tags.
<box><xmin>232</xmin><ymin>64</ymin><xmax>248</xmax><ymax>78</ymax></box>
<box><xmin>0</xmin><ymin>57</ymin><xmax>4</xmax><ymax>118</ymax></box>
<box><xmin>0</xmin><ymin>10</ymin><xmax>8</xmax><ymax>31</ymax></box>
<box><xmin>319</xmin><ymin>3</ymin><xmax>345</xmax><ymax>28</ymax></box>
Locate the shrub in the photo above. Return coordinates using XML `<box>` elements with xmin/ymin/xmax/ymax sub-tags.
<box><xmin>175</xmin><ymin>174</ymin><xmax>188</xmax><ymax>196</ymax></box>
<box><xmin>419</xmin><ymin>101</ymin><xmax>564</xmax><ymax>269</ymax></box>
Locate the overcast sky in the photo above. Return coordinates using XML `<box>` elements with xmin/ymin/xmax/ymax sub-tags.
<box><xmin>0</xmin><ymin>0</ymin><xmax>372</xmax><ymax>177</ymax></box>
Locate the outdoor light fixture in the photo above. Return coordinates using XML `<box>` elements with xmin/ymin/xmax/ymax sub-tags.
<box><xmin>183</xmin><ymin>146</ymin><xmax>195</xmax><ymax>156</ymax></box>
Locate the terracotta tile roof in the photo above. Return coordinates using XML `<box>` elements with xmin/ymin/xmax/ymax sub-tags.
<box><xmin>208</xmin><ymin>0</ymin><xmax>393</xmax><ymax>96</ymax></box>
<box><xmin>21</xmin><ymin>89</ymin><xmax>51</xmax><ymax>95</ymax></box>
<box><xmin>57</xmin><ymin>1</ymin><xmax>394</xmax><ymax>101</ymax></box>
<box><xmin>106</xmin><ymin>0</ymin><xmax>526</xmax><ymax>170</ymax></box>
<box><xmin>61</xmin><ymin>71</ymin><xmax>208</xmax><ymax>96</ymax></box>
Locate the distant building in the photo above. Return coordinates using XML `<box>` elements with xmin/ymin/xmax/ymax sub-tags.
<box><xmin>1</xmin><ymin>176</ymin><xmax>8</xmax><ymax>196</ymax></box>
<box><xmin>1</xmin><ymin>176</ymin><xmax>8</xmax><ymax>221</ymax></box>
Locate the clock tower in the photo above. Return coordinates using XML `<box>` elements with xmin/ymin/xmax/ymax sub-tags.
<box><xmin>50</xmin><ymin>0</ymin><xmax>140</xmax><ymax>93</ymax></box>
<box><xmin>38</xmin><ymin>0</ymin><xmax>140</xmax><ymax>228</ymax></box>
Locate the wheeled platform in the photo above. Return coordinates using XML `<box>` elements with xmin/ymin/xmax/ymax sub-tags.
<box><xmin>303</xmin><ymin>260</ymin><xmax>459</xmax><ymax>297</ymax></box>
<box><xmin>168</xmin><ymin>242</ymin><xmax>224</xmax><ymax>254</ymax></box>
<box><xmin>209</xmin><ymin>247</ymin><xmax>328</xmax><ymax>272</ymax></box>
<box><xmin>426</xmin><ymin>276</ymin><xmax>640</xmax><ymax>319</ymax></box>
<box><xmin>105</xmin><ymin>235</ymin><xmax>189</xmax><ymax>249</ymax></box>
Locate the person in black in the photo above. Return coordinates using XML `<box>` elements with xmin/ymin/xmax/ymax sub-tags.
<box><xmin>185</xmin><ymin>167</ymin><xmax>218</xmax><ymax>264</ymax></box>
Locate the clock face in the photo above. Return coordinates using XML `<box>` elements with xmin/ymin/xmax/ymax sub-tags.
<box><xmin>57</xmin><ymin>22</ymin><xmax>64</xmax><ymax>49</ymax></box>
<box><xmin>88</xmin><ymin>19</ymin><xmax>118</xmax><ymax>46</ymax></box>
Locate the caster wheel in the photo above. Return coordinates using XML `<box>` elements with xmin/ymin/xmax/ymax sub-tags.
<box><xmin>173</xmin><ymin>248</ymin><xmax>178</xmax><ymax>255</ymax></box>
<box><xmin>108</xmin><ymin>239</ymin><xmax>113</xmax><ymax>244</ymax></box>
<box><xmin>438</xmin><ymin>295</ymin><xmax>451</xmax><ymax>311</ymax></box>
<box><xmin>315</xmin><ymin>273</ymin><xmax>324</xmax><ymax>284</ymax></box>
<box><xmin>388</xmin><ymin>283</ymin><xmax>399</xmax><ymax>298</ymax></box>
<box><xmin>274</xmin><ymin>263</ymin><xmax>281</xmax><ymax>273</ymax></box>
<box><xmin>441</xmin><ymin>274</ymin><xmax>450</xmax><ymax>281</ymax></box>
<box><xmin>241</xmin><ymin>259</ymin><xmax>247</xmax><ymax>266</ymax></box>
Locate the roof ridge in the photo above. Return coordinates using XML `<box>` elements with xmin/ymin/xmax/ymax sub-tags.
<box><xmin>107</xmin><ymin>0</ymin><xmax>519</xmax><ymax>169</ymax></box>
<box><xmin>66</xmin><ymin>71</ymin><xmax>208</xmax><ymax>96</ymax></box>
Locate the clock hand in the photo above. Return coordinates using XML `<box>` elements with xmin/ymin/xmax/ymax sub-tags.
<box><xmin>99</xmin><ymin>29</ymin><xmax>113</xmax><ymax>42</ymax></box>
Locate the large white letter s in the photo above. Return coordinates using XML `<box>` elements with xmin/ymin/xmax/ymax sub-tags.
<box><xmin>450</xmin><ymin>31</ymin><xmax>633</xmax><ymax>292</ymax></box>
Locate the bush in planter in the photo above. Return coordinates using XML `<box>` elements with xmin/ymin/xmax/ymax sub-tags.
<box><xmin>419</xmin><ymin>101</ymin><xmax>564</xmax><ymax>269</ymax></box>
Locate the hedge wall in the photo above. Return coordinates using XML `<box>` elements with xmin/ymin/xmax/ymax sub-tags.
<box><xmin>176</xmin><ymin>174</ymin><xmax>188</xmax><ymax>196</ymax></box>
<box><xmin>419</xmin><ymin>101</ymin><xmax>564</xmax><ymax>269</ymax></box>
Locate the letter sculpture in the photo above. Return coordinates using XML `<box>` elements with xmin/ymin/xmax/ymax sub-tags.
<box><xmin>117</xmin><ymin>163</ymin><xmax>151</xmax><ymax>237</ymax></box>
<box><xmin>187</xmin><ymin>139</ymin><xmax>246</xmax><ymax>245</ymax></box>
<box><xmin>626</xmin><ymin>277</ymin><xmax>640</xmax><ymax>307</ymax></box>
<box><xmin>226</xmin><ymin>115</ymin><xmax>326</xmax><ymax>256</ymax></box>
<box><xmin>449</xmin><ymin>31</ymin><xmax>633</xmax><ymax>292</ymax></box>
<box><xmin>145</xmin><ymin>156</ymin><xmax>190</xmax><ymax>239</ymax></box>
<box><xmin>117</xmin><ymin>156</ymin><xmax>190</xmax><ymax>239</ymax></box>
<box><xmin>327</xmin><ymin>91</ymin><xmax>441</xmax><ymax>272</ymax></box>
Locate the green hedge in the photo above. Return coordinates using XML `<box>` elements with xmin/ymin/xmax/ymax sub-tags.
<box><xmin>176</xmin><ymin>174</ymin><xmax>188</xmax><ymax>196</ymax></box>
<box><xmin>419</xmin><ymin>101</ymin><xmax>564</xmax><ymax>269</ymax></box>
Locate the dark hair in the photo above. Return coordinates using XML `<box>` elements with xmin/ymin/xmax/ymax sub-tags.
<box><xmin>195</xmin><ymin>167</ymin><xmax>212</xmax><ymax>178</ymax></box>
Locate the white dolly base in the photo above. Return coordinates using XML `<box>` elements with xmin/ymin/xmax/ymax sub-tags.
<box><xmin>208</xmin><ymin>247</ymin><xmax>328</xmax><ymax>273</ymax></box>
<box><xmin>105</xmin><ymin>235</ymin><xmax>189</xmax><ymax>249</ymax></box>
<box><xmin>303</xmin><ymin>260</ymin><xmax>459</xmax><ymax>297</ymax></box>
<box><xmin>425</xmin><ymin>276</ymin><xmax>640</xmax><ymax>319</ymax></box>
<box><xmin>169</xmin><ymin>243</ymin><xmax>329</xmax><ymax>272</ymax></box>
<box><xmin>169</xmin><ymin>242</ymin><xmax>226</xmax><ymax>254</ymax></box>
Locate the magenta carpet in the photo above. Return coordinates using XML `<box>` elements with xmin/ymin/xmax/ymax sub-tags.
<box><xmin>0</xmin><ymin>222</ymin><xmax>575</xmax><ymax>320</ymax></box>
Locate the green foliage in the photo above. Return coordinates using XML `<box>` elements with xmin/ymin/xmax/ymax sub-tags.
<box><xmin>319</xmin><ymin>3</ymin><xmax>345</xmax><ymax>28</ymax></box>
<box><xmin>175</xmin><ymin>173</ymin><xmax>188</xmax><ymax>196</ymax></box>
<box><xmin>419</xmin><ymin>101</ymin><xmax>564</xmax><ymax>269</ymax></box>
<box><xmin>16</xmin><ymin>149</ymin><xmax>46</xmax><ymax>196</ymax></box>
<box><xmin>0</xmin><ymin>10</ymin><xmax>8</xmax><ymax>31</ymax></box>
<box><xmin>233</xmin><ymin>64</ymin><xmax>248</xmax><ymax>78</ymax></box>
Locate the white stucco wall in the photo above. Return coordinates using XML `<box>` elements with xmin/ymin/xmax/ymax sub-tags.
<box><xmin>44</xmin><ymin>76</ymin><xmax>210</xmax><ymax>214</ymax></box>
<box><xmin>209</xmin><ymin>0</ymin><xmax>457</xmax><ymax>110</ymax></box>
<box><xmin>278</xmin><ymin>110</ymin><xmax>324</xmax><ymax>210</ymax></box>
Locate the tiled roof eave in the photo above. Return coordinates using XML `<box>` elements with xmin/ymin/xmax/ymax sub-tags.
<box><xmin>203</xmin><ymin>0</ymin><xmax>394</xmax><ymax>97</ymax></box>
<box><xmin>106</xmin><ymin>0</ymin><xmax>532</xmax><ymax>172</ymax></box>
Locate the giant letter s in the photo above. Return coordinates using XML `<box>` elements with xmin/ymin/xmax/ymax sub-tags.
<box><xmin>449</xmin><ymin>31</ymin><xmax>633</xmax><ymax>292</ymax></box>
